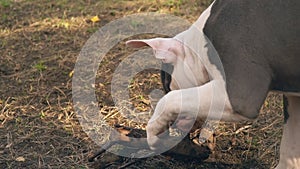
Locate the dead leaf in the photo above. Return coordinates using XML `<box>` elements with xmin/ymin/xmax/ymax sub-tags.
<box><xmin>90</xmin><ymin>16</ymin><xmax>100</xmax><ymax>23</ymax></box>
<box><xmin>16</xmin><ymin>156</ymin><xmax>25</xmax><ymax>162</ymax></box>
<box><xmin>68</xmin><ymin>70</ymin><xmax>74</xmax><ymax>77</ymax></box>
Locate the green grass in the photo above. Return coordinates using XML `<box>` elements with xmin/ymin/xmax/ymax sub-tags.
<box><xmin>166</xmin><ymin>0</ymin><xmax>183</xmax><ymax>7</ymax></box>
<box><xmin>33</xmin><ymin>62</ymin><xmax>47</xmax><ymax>71</ymax></box>
<box><xmin>0</xmin><ymin>0</ymin><xmax>11</xmax><ymax>7</ymax></box>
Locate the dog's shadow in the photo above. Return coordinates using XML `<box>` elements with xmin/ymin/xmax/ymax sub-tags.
<box><xmin>90</xmin><ymin>151</ymin><xmax>271</xmax><ymax>169</ymax></box>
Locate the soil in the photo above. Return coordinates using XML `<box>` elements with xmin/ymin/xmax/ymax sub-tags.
<box><xmin>0</xmin><ymin>0</ymin><xmax>284</xmax><ymax>168</ymax></box>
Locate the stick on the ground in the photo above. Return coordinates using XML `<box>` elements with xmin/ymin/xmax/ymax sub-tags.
<box><xmin>88</xmin><ymin>125</ymin><xmax>211</xmax><ymax>162</ymax></box>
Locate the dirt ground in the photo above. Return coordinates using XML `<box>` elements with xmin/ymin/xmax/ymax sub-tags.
<box><xmin>0</xmin><ymin>0</ymin><xmax>284</xmax><ymax>168</ymax></box>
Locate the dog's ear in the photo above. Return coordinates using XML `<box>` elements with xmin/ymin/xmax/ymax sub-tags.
<box><xmin>126</xmin><ymin>38</ymin><xmax>183</xmax><ymax>64</ymax></box>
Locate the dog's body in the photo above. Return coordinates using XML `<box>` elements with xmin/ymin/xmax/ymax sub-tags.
<box><xmin>126</xmin><ymin>0</ymin><xmax>300</xmax><ymax>168</ymax></box>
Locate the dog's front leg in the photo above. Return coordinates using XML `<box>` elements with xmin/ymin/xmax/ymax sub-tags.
<box><xmin>146</xmin><ymin>80</ymin><xmax>250</xmax><ymax>151</ymax></box>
